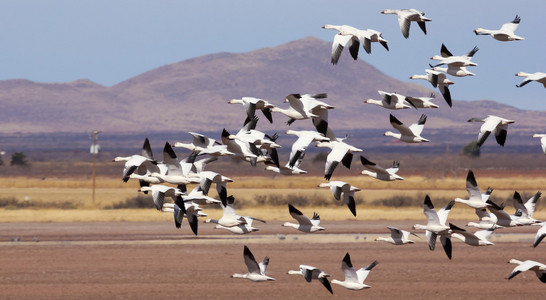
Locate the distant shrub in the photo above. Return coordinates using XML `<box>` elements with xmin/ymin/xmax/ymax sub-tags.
<box><xmin>105</xmin><ymin>195</ymin><xmax>153</xmax><ymax>209</ymax></box>
<box><xmin>372</xmin><ymin>194</ymin><xmax>452</xmax><ymax>208</ymax></box>
<box><xmin>10</xmin><ymin>152</ymin><xmax>29</xmax><ymax>167</ymax></box>
<box><xmin>0</xmin><ymin>197</ymin><xmax>77</xmax><ymax>209</ymax></box>
<box><xmin>252</xmin><ymin>193</ymin><xmax>359</xmax><ymax>207</ymax></box>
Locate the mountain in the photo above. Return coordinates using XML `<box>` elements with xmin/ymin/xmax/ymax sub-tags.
<box><xmin>0</xmin><ymin>36</ymin><xmax>542</xmax><ymax>135</ymax></box>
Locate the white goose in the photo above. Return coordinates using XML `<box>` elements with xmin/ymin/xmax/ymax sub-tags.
<box><xmin>150</xmin><ymin>143</ymin><xmax>200</xmax><ymax>185</ymax></box>
<box><xmin>231</xmin><ymin>245</ymin><xmax>274</xmax><ymax>281</ymax></box>
<box><xmin>474</xmin><ymin>15</ymin><xmax>524</xmax><ymax>41</ymax></box>
<box><xmin>413</xmin><ymin>195</ymin><xmax>454</xmax><ymax>260</ymax></box>
<box><xmin>271</xmin><ymin>93</ymin><xmax>333</xmax><ymax>125</ymax></box>
<box><xmin>486</xmin><ymin>200</ymin><xmax>522</xmax><ymax>227</ymax></box>
<box><xmin>510</xmin><ymin>191</ymin><xmax>542</xmax><ymax>226</ymax></box>
<box><xmin>265</xmin><ymin>160</ymin><xmax>308</xmax><ymax>176</ymax></box>
<box><xmin>384</xmin><ymin>114</ymin><xmax>429</xmax><ymax>143</ymax></box>
<box><xmin>532</xmin><ymin>134</ymin><xmax>546</xmax><ymax>154</ymax></box>
<box><xmin>287</xmin><ymin>265</ymin><xmax>333</xmax><ymax>294</ymax></box>
<box><xmin>282</xmin><ymin>204</ymin><xmax>325</xmax><ymax>233</ymax></box>
<box><xmin>339</xmin><ymin>27</ymin><xmax>389</xmax><ymax>55</ymax></box>
<box><xmin>173</xmin><ymin>132</ymin><xmax>234</xmax><ymax>157</ymax></box>
<box><xmin>360</xmin><ymin>156</ymin><xmax>403</xmax><ymax>181</ymax></box>
<box><xmin>322</xmin><ymin>24</ymin><xmax>361</xmax><ymax>64</ymax></box>
<box><xmin>466</xmin><ymin>207</ymin><xmax>501</xmax><ymax>229</ymax></box>
<box><xmin>228</xmin><ymin>97</ymin><xmax>275</xmax><ymax>124</ymax></box>
<box><xmin>431</xmin><ymin>44</ymin><xmax>479</xmax><ymax>68</ymax></box>
<box><xmin>112</xmin><ymin>137</ymin><xmax>157</xmax><ymax>183</ymax></box>
<box><xmin>449</xmin><ymin>223</ymin><xmax>494</xmax><ymax>246</ymax></box>
<box><xmin>454</xmin><ymin>170</ymin><xmax>491</xmax><ymax>209</ymax></box>
<box><xmin>364</xmin><ymin>90</ymin><xmax>414</xmax><ymax>110</ymax></box>
<box><xmin>467</xmin><ymin>115</ymin><xmax>515</xmax><ymax>147</ymax></box>
<box><xmin>331</xmin><ymin>252</ymin><xmax>378</xmax><ymax>290</ymax></box>
<box><xmin>375</xmin><ymin>226</ymin><xmax>419</xmax><ymax>245</ymax></box>
<box><xmin>381</xmin><ymin>8</ymin><xmax>431</xmax><ymax>39</ymax></box>
<box><xmin>206</xmin><ymin>216</ymin><xmax>260</xmax><ymax>234</ymax></box>
<box><xmin>315</xmin><ymin>139</ymin><xmax>363</xmax><ymax>180</ymax></box>
<box><xmin>210</xmin><ymin>195</ymin><xmax>265</xmax><ymax>228</ymax></box>
<box><xmin>507</xmin><ymin>259</ymin><xmax>546</xmax><ymax>283</ymax></box>
<box><xmin>431</xmin><ymin>65</ymin><xmax>475</xmax><ymax>77</ymax></box>
<box><xmin>318</xmin><ymin>181</ymin><xmax>361</xmax><ymax>216</ymax></box>
<box><xmin>410</xmin><ymin>69</ymin><xmax>454</xmax><ymax>107</ymax></box>
<box><xmin>198</xmin><ymin>170</ymin><xmax>233</xmax><ymax>203</ymax></box>
<box><xmin>405</xmin><ymin>93</ymin><xmax>439</xmax><ymax>109</ymax></box>
<box><xmin>533</xmin><ymin>223</ymin><xmax>546</xmax><ymax>248</ymax></box>
<box><xmin>138</xmin><ymin>184</ymin><xmax>182</xmax><ymax>211</ymax></box>
<box><xmin>286</xmin><ymin>130</ymin><xmax>329</xmax><ymax>168</ymax></box>
<box><xmin>515</xmin><ymin>72</ymin><xmax>546</xmax><ymax>88</ymax></box>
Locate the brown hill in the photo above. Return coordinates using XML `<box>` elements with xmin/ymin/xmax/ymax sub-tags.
<box><xmin>0</xmin><ymin>36</ymin><xmax>542</xmax><ymax>135</ymax></box>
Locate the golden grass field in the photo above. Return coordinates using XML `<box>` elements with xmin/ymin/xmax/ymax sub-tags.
<box><xmin>1</xmin><ymin>171</ymin><xmax>544</xmax><ymax>223</ymax></box>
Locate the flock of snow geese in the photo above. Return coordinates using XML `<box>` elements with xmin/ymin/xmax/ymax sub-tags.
<box><xmin>113</xmin><ymin>8</ymin><xmax>546</xmax><ymax>292</ymax></box>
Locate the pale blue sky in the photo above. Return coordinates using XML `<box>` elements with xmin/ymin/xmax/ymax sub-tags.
<box><xmin>0</xmin><ymin>0</ymin><xmax>544</xmax><ymax>109</ymax></box>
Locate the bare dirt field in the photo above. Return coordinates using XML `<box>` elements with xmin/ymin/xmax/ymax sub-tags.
<box><xmin>1</xmin><ymin>220</ymin><xmax>545</xmax><ymax>299</ymax></box>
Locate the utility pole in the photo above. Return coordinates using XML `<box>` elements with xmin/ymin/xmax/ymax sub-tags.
<box><xmin>90</xmin><ymin>130</ymin><xmax>101</xmax><ymax>204</ymax></box>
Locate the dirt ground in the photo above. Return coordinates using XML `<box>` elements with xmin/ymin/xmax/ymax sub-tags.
<box><xmin>1</xmin><ymin>220</ymin><xmax>545</xmax><ymax>299</ymax></box>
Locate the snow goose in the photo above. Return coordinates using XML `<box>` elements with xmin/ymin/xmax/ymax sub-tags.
<box><xmin>466</xmin><ymin>207</ymin><xmax>502</xmax><ymax>229</ymax></box>
<box><xmin>533</xmin><ymin>223</ymin><xmax>546</xmax><ymax>248</ymax></box>
<box><xmin>138</xmin><ymin>184</ymin><xmax>182</xmax><ymax>211</ymax></box>
<box><xmin>467</xmin><ymin>115</ymin><xmax>515</xmax><ymax>147</ymax></box>
<box><xmin>375</xmin><ymin>226</ymin><xmax>419</xmax><ymax>245</ymax></box>
<box><xmin>510</xmin><ymin>191</ymin><xmax>542</xmax><ymax>225</ymax></box>
<box><xmin>475</xmin><ymin>15</ymin><xmax>524</xmax><ymax>41</ymax></box>
<box><xmin>112</xmin><ymin>137</ymin><xmax>157</xmax><ymax>183</ymax></box>
<box><xmin>364</xmin><ymin>90</ymin><xmax>414</xmax><ymax>110</ymax></box>
<box><xmin>315</xmin><ymin>139</ymin><xmax>363</xmax><ymax>180</ymax></box>
<box><xmin>454</xmin><ymin>170</ymin><xmax>492</xmax><ymax>209</ymax></box>
<box><xmin>515</xmin><ymin>72</ymin><xmax>546</xmax><ymax>88</ymax></box>
<box><xmin>150</xmin><ymin>143</ymin><xmax>200</xmax><ymax>185</ymax></box>
<box><xmin>282</xmin><ymin>204</ymin><xmax>325</xmax><ymax>233</ymax></box>
<box><xmin>381</xmin><ymin>8</ymin><xmax>431</xmax><ymax>39</ymax></box>
<box><xmin>231</xmin><ymin>245</ymin><xmax>274</xmax><ymax>281</ymax></box>
<box><xmin>431</xmin><ymin>44</ymin><xmax>479</xmax><ymax>68</ymax></box>
<box><xmin>271</xmin><ymin>93</ymin><xmax>332</xmax><ymax>124</ymax></box>
<box><xmin>507</xmin><ymin>259</ymin><xmax>546</xmax><ymax>283</ymax></box>
<box><xmin>449</xmin><ymin>223</ymin><xmax>494</xmax><ymax>246</ymax></box>
<box><xmin>162</xmin><ymin>199</ymin><xmax>202</xmax><ymax>235</ymax></box>
<box><xmin>431</xmin><ymin>65</ymin><xmax>475</xmax><ymax>77</ymax></box>
<box><xmin>198</xmin><ymin>171</ymin><xmax>233</xmax><ymax>203</ymax></box>
<box><xmin>265</xmin><ymin>160</ymin><xmax>308</xmax><ymax>176</ymax></box>
<box><xmin>179</xmin><ymin>186</ymin><xmax>221</xmax><ymax>205</ymax></box>
<box><xmin>360</xmin><ymin>156</ymin><xmax>404</xmax><ymax>181</ymax></box>
<box><xmin>486</xmin><ymin>200</ymin><xmax>522</xmax><ymax>227</ymax></box>
<box><xmin>205</xmin><ymin>216</ymin><xmax>260</xmax><ymax>234</ymax></box>
<box><xmin>339</xmin><ymin>27</ymin><xmax>389</xmax><ymax>55</ymax></box>
<box><xmin>384</xmin><ymin>114</ymin><xmax>429</xmax><ymax>143</ymax></box>
<box><xmin>532</xmin><ymin>134</ymin><xmax>546</xmax><ymax>154</ymax></box>
<box><xmin>173</xmin><ymin>132</ymin><xmax>234</xmax><ymax>157</ymax></box>
<box><xmin>286</xmin><ymin>130</ymin><xmax>329</xmax><ymax>168</ymax></box>
<box><xmin>405</xmin><ymin>93</ymin><xmax>439</xmax><ymax>108</ymax></box>
<box><xmin>228</xmin><ymin>97</ymin><xmax>275</xmax><ymax>124</ymax></box>
<box><xmin>322</xmin><ymin>24</ymin><xmax>360</xmax><ymax>64</ymax></box>
<box><xmin>410</xmin><ymin>69</ymin><xmax>454</xmax><ymax>107</ymax></box>
<box><xmin>221</xmin><ymin>128</ymin><xmax>263</xmax><ymax>166</ymax></box>
<box><xmin>287</xmin><ymin>265</ymin><xmax>333</xmax><ymax>294</ymax></box>
<box><xmin>413</xmin><ymin>195</ymin><xmax>454</xmax><ymax>259</ymax></box>
<box><xmin>211</xmin><ymin>195</ymin><xmax>265</xmax><ymax>228</ymax></box>
<box><xmin>318</xmin><ymin>181</ymin><xmax>360</xmax><ymax>216</ymax></box>
<box><xmin>331</xmin><ymin>253</ymin><xmax>378</xmax><ymax>290</ymax></box>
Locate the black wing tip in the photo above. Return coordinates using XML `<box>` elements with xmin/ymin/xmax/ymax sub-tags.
<box><xmin>366</xmin><ymin>260</ymin><xmax>379</xmax><ymax>270</ymax></box>
<box><xmin>417</xmin><ymin>114</ymin><xmax>427</xmax><ymax>125</ymax></box>
<box><xmin>424</xmin><ymin>195</ymin><xmax>434</xmax><ymax>209</ymax></box>
<box><xmin>513</xmin><ymin>15</ymin><xmax>521</xmax><ymax>24</ymax></box>
<box><xmin>360</xmin><ymin>155</ymin><xmax>375</xmax><ymax>166</ymax></box>
<box><xmin>389</xmin><ymin>114</ymin><xmax>403</xmax><ymax>125</ymax></box>
<box><xmin>342</xmin><ymin>252</ymin><xmax>353</xmax><ymax>268</ymax></box>
<box><xmin>486</xmin><ymin>199</ymin><xmax>501</xmax><ymax>210</ymax></box>
<box><xmin>288</xmin><ymin>203</ymin><xmax>303</xmax><ymax>215</ymax></box>
<box><xmin>449</xmin><ymin>223</ymin><xmax>465</xmax><ymax>232</ymax></box>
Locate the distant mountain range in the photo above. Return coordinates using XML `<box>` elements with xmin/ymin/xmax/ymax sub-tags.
<box><xmin>0</xmin><ymin>36</ymin><xmax>542</xmax><ymax>139</ymax></box>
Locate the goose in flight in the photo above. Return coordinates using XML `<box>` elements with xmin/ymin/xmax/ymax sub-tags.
<box><xmin>467</xmin><ymin>115</ymin><xmax>515</xmax><ymax>147</ymax></box>
<box><xmin>431</xmin><ymin>44</ymin><xmax>479</xmax><ymax>68</ymax></box>
<box><xmin>532</xmin><ymin>134</ymin><xmax>546</xmax><ymax>154</ymax></box>
<box><xmin>231</xmin><ymin>245</ymin><xmax>274</xmax><ymax>281</ymax></box>
<box><xmin>475</xmin><ymin>15</ymin><xmax>524</xmax><ymax>41</ymax></box>
<box><xmin>364</xmin><ymin>90</ymin><xmax>414</xmax><ymax>110</ymax></box>
<box><xmin>138</xmin><ymin>184</ymin><xmax>183</xmax><ymax>211</ymax></box>
<box><xmin>405</xmin><ymin>93</ymin><xmax>440</xmax><ymax>109</ymax></box>
<box><xmin>486</xmin><ymin>200</ymin><xmax>522</xmax><ymax>227</ymax></box>
<box><xmin>271</xmin><ymin>93</ymin><xmax>332</xmax><ymax>124</ymax></box>
<box><xmin>282</xmin><ymin>204</ymin><xmax>325</xmax><ymax>232</ymax></box>
<box><xmin>507</xmin><ymin>259</ymin><xmax>546</xmax><ymax>283</ymax></box>
<box><xmin>385</xmin><ymin>114</ymin><xmax>429</xmax><ymax>143</ymax></box>
<box><xmin>533</xmin><ymin>223</ymin><xmax>546</xmax><ymax>248</ymax></box>
<box><xmin>510</xmin><ymin>191</ymin><xmax>542</xmax><ymax>226</ymax></box>
<box><xmin>454</xmin><ymin>170</ymin><xmax>492</xmax><ymax>209</ymax></box>
<box><xmin>338</xmin><ymin>27</ymin><xmax>389</xmax><ymax>55</ymax></box>
<box><xmin>315</xmin><ymin>139</ymin><xmax>363</xmax><ymax>180</ymax></box>
<box><xmin>375</xmin><ymin>226</ymin><xmax>419</xmax><ymax>245</ymax></box>
<box><xmin>210</xmin><ymin>195</ymin><xmax>265</xmax><ymax>228</ymax></box>
<box><xmin>112</xmin><ymin>137</ymin><xmax>158</xmax><ymax>183</ymax></box>
<box><xmin>205</xmin><ymin>216</ymin><xmax>260</xmax><ymax>234</ymax></box>
<box><xmin>163</xmin><ymin>200</ymin><xmax>201</xmax><ymax>235</ymax></box>
<box><xmin>515</xmin><ymin>72</ymin><xmax>546</xmax><ymax>88</ymax></box>
<box><xmin>466</xmin><ymin>207</ymin><xmax>501</xmax><ymax>230</ymax></box>
<box><xmin>431</xmin><ymin>65</ymin><xmax>475</xmax><ymax>77</ymax></box>
<box><xmin>360</xmin><ymin>156</ymin><xmax>404</xmax><ymax>181</ymax></box>
<box><xmin>449</xmin><ymin>223</ymin><xmax>494</xmax><ymax>246</ymax></box>
<box><xmin>198</xmin><ymin>171</ymin><xmax>233</xmax><ymax>203</ymax></box>
<box><xmin>285</xmin><ymin>130</ymin><xmax>330</xmax><ymax>168</ymax></box>
<box><xmin>322</xmin><ymin>24</ymin><xmax>360</xmax><ymax>64</ymax></box>
<box><xmin>331</xmin><ymin>253</ymin><xmax>378</xmax><ymax>290</ymax></box>
<box><xmin>318</xmin><ymin>181</ymin><xmax>361</xmax><ymax>216</ymax></box>
<box><xmin>288</xmin><ymin>265</ymin><xmax>333</xmax><ymax>294</ymax></box>
<box><xmin>410</xmin><ymin>69</ymin><xmax>453</xmax><ymax>107</ymax></box>
<box><xmin>149</xmin><ymin>143</ymin><xmax>201</xmax><ymax>185</ymax></box>
<box><xmin>413</xmin><ymin>195</ymin><xmax>454</xmax><ymax>260</ymax></box>
<box><xmin>381</xmin><ymin>8</ymin><xmax>431</xmax><ymax>39</ymax></box>
<box><xmin>173</xmin><ymin>132</ymin><xmax>233</xmax><ymax>157</ymax></box>
<box><xmin>228</xmin><ymin>97</ymin><xmax>275</xmax><ymax>124</ymax></box>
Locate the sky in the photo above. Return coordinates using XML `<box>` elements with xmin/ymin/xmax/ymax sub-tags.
<box><xmin>0</xmin><ymin>0</ymin><xmax>545</xmax><ymax>110</ymax></box>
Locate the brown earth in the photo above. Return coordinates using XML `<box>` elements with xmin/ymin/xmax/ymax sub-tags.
<box><xmin>1</xmin><ymin>221</ymin><xmax>545</xmax><ymax>299</ymax></box>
